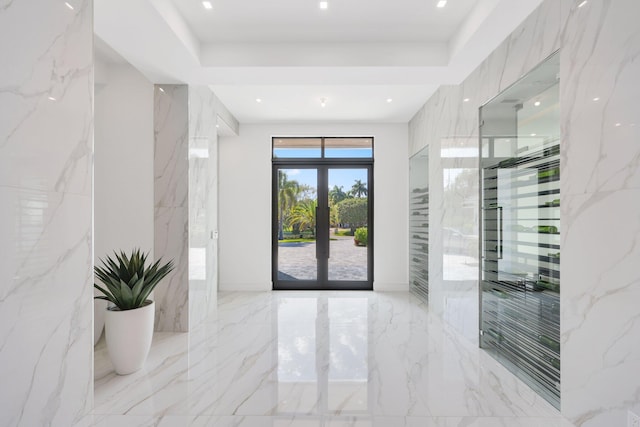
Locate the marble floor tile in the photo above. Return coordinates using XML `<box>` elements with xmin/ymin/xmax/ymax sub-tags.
<box><xmin>91</xmin><ymin>292</ymin><xmax>573</xmax><ymax>426</ymax></box>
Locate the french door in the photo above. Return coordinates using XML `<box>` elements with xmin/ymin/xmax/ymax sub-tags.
<box><xmin>272</xmin><ymin>163</ymin><xmax>373</xmax><ymax>290</ymax></box>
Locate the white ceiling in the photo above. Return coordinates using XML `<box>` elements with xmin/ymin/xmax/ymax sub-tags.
<box><xmin>210</xmin><ymin>85</ymin><xmax>440</xmax><ymax>123</ymax></box>
<box><xmin>94</xmin><ymin>0</ymin><xmax>545</xmax><ymax>123</ymax></box>
<box><xmin>172</xmin><ymin>0</ymin><xmax>478</xmax><ymax>43</ymax></box>
<box><xmin>94</xmin><ymin>36</ymin><xmax>127</xmax><ymax>64</ymax></box>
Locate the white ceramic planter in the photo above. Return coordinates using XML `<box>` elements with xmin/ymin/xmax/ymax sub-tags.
<box><xmin>104</xmin><ymin>300</ymin><xmax>155</xmax><ymax>375</ymax></box>
<box><xmin>94</xmin><ymin>298</ymin><xmax>107</xmax><ymax>345</ymax></box>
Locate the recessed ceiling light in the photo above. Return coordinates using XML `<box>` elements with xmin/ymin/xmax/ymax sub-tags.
<box><xmin>65</xmin><ymin>2</ymin><xmax>74</xmax><ymax>10</ymax></box>
<box><xmin>256</xmin><ymin>98</ymin><xmax>262</xmax><ymax>103</ymax></box>
<box><xmin>530</xmin><ymin>133</ymin><xmax>537</xmax><ymax>137</ymax></box>
<box><xmin>158</xmin><ymin>87</ymin><xmax>165</xmax><ymax>93</ymax></box>
<box><xmin>593</xmin><ymin>97</ymin><xmax>600</xmax><ymax>101</ymax></box>
<box><xmin>615</xmin><ymin>123</ymin><xmax>622</xmax><ymax>127</ymax></box>
<box><xmin>463</xmin><ymin>98</ymin><xmax>470</xmax><ymax>103</ymax></box>
<box><xmin>320</xmin><ymin>97</ymin><xmax>327</xmax><ymax>108</ymax></box>
<box><xmin>216</xmin><ymin>124</ymin><xmax>220</xmax><ymax>128</ymax></box>
<box><xmin>386</xmin><ymin>98</ymin><xmax>393</xmax><ymax>103</ymax></box>
<box><xmin>319</xmin><ymin>1</ymin><xmax>328</xmax><ymax>9</ymax></box>
<box><xmin>534</xmin><ymin>101</ymin><xmax>541</xmax><ymax>106</ymax></box>
<box><xmin>578</xmin><ymin>1</ymin><xmax>588</xmax><ymax>8</ymax></box>
<box><xmin>436</xmin><ymin>0</ymin><xmax>447</xmax><ymax>8</ymax></box>
<box><xmin>48</xmin><ymin>96</ymin><xmax>57</xmax><ymax>101</ymax></box>
<box><xmin>202</xmin><ymin>1</ymin><xmax>213</xmax><ymax>10</ymax></box>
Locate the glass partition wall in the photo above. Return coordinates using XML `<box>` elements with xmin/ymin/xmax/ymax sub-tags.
<box><xmin>409</xmin><ymin>147</ymin><xmax>429</xmax><ymax>302</ymax></box>
<box><xmin>479</xmin><ymin>52</ymin><xmax>561</xmax><ymax>408</ymax></box>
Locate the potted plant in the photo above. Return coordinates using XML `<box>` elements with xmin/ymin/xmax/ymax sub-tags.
<box><xmin>94</xmin><ymin>249</ymin><xmax>174</xmax><ymax>375</ymax></box>
<box><xmin>354</xmin><ymin>227</ymin><xmax>368</xmax><ymax>247</ymax></box>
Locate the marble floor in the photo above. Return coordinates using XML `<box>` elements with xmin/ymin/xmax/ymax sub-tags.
<box><xmin>83</xmin><ymin>292</ymin><xmax>574</xmax><ymax>427</ymax></box>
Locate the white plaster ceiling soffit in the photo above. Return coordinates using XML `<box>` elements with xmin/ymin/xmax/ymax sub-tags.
<box><xmin>94</xmin><ymin>0</ymin><xmax>545</xmax><ymax>121</ymax></box>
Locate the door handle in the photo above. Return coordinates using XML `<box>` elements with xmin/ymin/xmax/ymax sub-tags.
<box><xmin>482</xmin><ymin>206</ymin><xmax>502</xmax><ymax>259</ymax></box>
<box><xmin>497</xmin><ymin>206</ymin><xmax>503</xmax><ymax>259</ymax></box>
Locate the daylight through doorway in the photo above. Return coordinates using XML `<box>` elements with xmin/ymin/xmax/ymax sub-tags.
<box><xmin>272</xmin><ymin>137</ymin><xmax>373</xmax><ymax>290</ymax></box>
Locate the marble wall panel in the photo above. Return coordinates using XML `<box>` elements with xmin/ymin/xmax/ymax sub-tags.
<box><xmin>154</xmin><ymin>85</ymin><xmax>189</xmax><ymax>332</ymax></box>
<box><xmin>0</xmin><ymin>0</ymin><xmax>94</xmax><ymax>425</ymax></box>
<box><xmin>155</xmin><ymin>85</ymin><xmax>226</xmax><ymax>330</ymax></box>
<box><xmin>155</xmin><ymin>86</ymin><xmax>189</xmax><ymax>209</ymax></box>
<box><xmin>188</xmin><ymin>86</ymin><xmax>219</xmax><ymax>326</ymax></box>
<box><xmin>205</xmin><ymin>132</ymin><xmax>219</xmax><ymax>320</ymax></box>
<box><xmin>560</xmin><ymin>1</ymin><xmax>640</xmax><ymax>425</ymax></box>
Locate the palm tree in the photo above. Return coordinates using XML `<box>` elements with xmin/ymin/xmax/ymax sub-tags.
<box><xmin>298</xmin><ymin>184</ymin><xmax>316</xmax><ymax>201</ymax></box>
<box><xmin>278</xmin><ymin>171</ymin><xmax>300</xmax><ymax>240</ymax></box>
<box><xmin>350</xmin><ymin>179</ymin><xmax>368</xmax><ymax>198</ymax></box>
<box><xmin>288</xmin><ymin>199</ymin><xmax>317</xmax><ymax>235</ymax></box>
<box><xmin>329</xmin><ymin>185</ymin><xmax>348</xmax><ymax>204</ymax></box>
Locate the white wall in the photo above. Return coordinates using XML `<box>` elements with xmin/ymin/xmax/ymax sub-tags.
<box><xmin>219</xmin><ymin>123</ymin><xmax>408</xmax><ymax>291</ymax></box>
<box><xmin>94</xmin><ymin>61</ymin><xmax>155</xmax><ymax>263</ymax></box>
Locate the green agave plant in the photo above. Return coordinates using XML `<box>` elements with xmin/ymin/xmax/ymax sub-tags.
<box><xmin>94</xmin><ymin>249</ymin><xmax>174</xmax><ymax>311</ymax></box>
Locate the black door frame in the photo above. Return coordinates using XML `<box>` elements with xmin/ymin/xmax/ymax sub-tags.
<box><xmin>272</xmin><ymin>158</ymin><xmax>374</xmax><ymax>290</ymax></box>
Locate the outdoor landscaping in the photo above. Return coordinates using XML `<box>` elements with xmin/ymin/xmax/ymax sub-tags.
<box><xmin>277</xmin><ymin>171</ymin><xmax>369</xmax><ymax>281</ymax></box>
<box><xmin>277</xmin><ymin>170</ymin><xmax>368</xmax><ymax>242</ymax></box>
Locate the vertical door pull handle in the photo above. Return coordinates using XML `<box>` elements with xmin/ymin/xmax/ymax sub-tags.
<box><xmin>497</xmin><ymin>206</ymin><xmax>503</xmax><ymax>259</ymax></box>
<box><xmin>327</xmin><ymin>207</ymin><xmax>331</xmax><ymax>259</ymax></box>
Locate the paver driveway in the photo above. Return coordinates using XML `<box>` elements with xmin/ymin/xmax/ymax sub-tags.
<box><xmin>277</xmin><ymin>235</ymin><xmax>368</xmax><ymax>281</ymax></box>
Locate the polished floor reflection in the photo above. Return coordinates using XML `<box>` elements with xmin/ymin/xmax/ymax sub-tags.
<box><xmin>86</xmin><ymin>292</ymin><xmax>572</xmax><ymax>426</ymax></box>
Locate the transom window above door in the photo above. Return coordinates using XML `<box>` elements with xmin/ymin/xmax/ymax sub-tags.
<box><xmin>273</xmin><ymin>137</ymin><xmax>374</xmax><ymax>159</ymax></box>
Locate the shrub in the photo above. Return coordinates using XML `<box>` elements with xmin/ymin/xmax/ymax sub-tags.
<box><xmin>354</xmin><ymin>227</ymin><xmax>368</xmax><ymax>246</ymax></box>
<box><xmin>336</xmin><ymin>198</ymin><xmax>367</xmax><ymax>232</ymax></box>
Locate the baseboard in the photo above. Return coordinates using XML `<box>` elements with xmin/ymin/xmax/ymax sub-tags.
<box><xmin>373</xmin><ymin>282</ymin><xmax>410</xmax><ymax>292</ymax></box>
<box><xmin>218</xmin><ymin>282</ymin><xmax>272</xmax><ymax>292</ymax></box>
<box><xmin>219</xmin><ymin>282</ymin><xmax>410</xmax><ymax>292</ymax></box>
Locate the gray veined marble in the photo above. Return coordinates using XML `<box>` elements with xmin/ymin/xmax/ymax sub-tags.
<box><xmin>154</xmin><ymin>85</ymin><xmax>231</xmax><ymax>332</ymax></box>
<box><xmin>0</xmin><ymin>0</ymin><xmax>94</xmax><ymax>425</ymax></box>
<box><xmin>560</xmin><ymin>2</ymin><xmax>640</xmax><ymax>425</ymax></box>
<box><xmin>154</xmin><ymin>85</ymin><xmax>190</xmax><ymax>332</ymax></box>
<box><xmin>91</xmin><ymin>292</ymin><xmax>570</xmax><ymax>426</ymax></box>
<box><xmin>188</xmin><ymin>86</ymin><xmax>220</xmax><ymax>326</ymax></box>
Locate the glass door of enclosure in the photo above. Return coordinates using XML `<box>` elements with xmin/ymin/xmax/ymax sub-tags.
<box><xmin>272</xmin><ymin>137</ymin><xmax>373</xmax><ymax>290</ymax></box>
<box><xmin>479</xmin><ymin>52</ymin><xmax>560</xmax><ymax>408</ymax></box>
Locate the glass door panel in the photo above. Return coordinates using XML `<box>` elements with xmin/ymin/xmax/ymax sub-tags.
<box><xmin>276</xmin><ymin>168</ymin><xmax>318</xmax><ymax>282</ymax></box>
<box><xmin>273</xmin><ymin>161</ymin><xmax>373</xmax><ymax>290</ymax></box>
<box><xmin>328</xmin><ymin>168</ymin><xmax>369</xmax><ymax>282</ymax></box>
<box><xmin>409</xmin><ymin>147</ymin><xmax>429</xmax><ymax>302</ymax></box>
<box><xmin>479</xmin><ymin>52</ymin><xmax>560</xmax><ymax>409</ymax></box>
